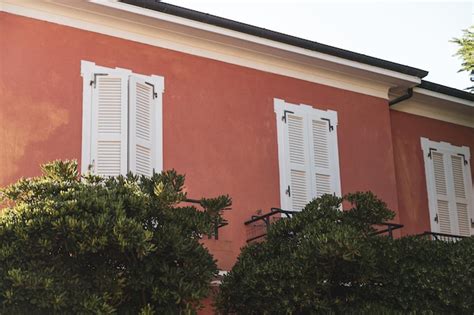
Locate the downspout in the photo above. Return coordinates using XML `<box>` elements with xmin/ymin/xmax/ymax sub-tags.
<box><xmin>389</xmin><ymin>88</ymin><xmax>413</xmax><ymax>106</ymax></box>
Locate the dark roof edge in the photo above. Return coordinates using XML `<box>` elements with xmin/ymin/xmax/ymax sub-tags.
<box><xmin>418</xmin><ymin>81</ymin><xmax>474</xmax><ymax>102</ymax></box>
<box><xmin>121</xmin><ymin>0</ymin><xmax>429</xmax><ymax>78</ymax></box>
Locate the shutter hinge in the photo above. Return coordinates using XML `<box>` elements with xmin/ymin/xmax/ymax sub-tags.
<box><xmin>427</xmin><ymin>148</ymin><xmax>437</xmax><ymax>159</ymax></box>
<box><xmin>457</xmin><ymin>153</ymin><xmax>468</xmax><ymax>165</ymax></box>
<box><xmin>285</xmin><ymin>185</ymin><xmax>291</xmax><ymax>197</ymax></box>
<box><xmin>282</xmin><ymin>110</ymin><xmax>294</xmax><ymax>123</ymax></box>
<box><xmin>145</xmin><ymin>82</ymin><xmax>158</xmax><ymax>99</ymax></box>
<box><xmin>90</xmin><ymin>73</ymin><xmax>108</xmax><ymax>88</ymax></box>
<box><xmin>321</xmin><ymin>118</ymin><xmax>334</xmax><ymax>132</ymax></box>
<box><xmin>88</xmin><ymin>159</ymin><xmax>96</xmax><ymax>173</ymax></box>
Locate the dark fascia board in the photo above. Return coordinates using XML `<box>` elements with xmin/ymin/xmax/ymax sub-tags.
<box><xmin>419</xmin><ymin>80</ymin><xmax>474</xmax><ymax>102</ymax></box>
<box><xmin>121</xmin><ymin>0</ymin><xmax>428</xmax><ymax>78</ymax></box>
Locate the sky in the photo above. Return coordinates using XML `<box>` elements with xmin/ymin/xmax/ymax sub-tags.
<box><xmin>166</xmin><ymin>0</ymin><xmax>473</xmax><ymax>90</ymax></box>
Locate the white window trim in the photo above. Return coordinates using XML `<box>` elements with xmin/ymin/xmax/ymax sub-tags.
<box><xmin>274</xmin><ymin>98</ymin><xmax>341</xmax><ymax>211</ymax></box>
<box><xmin>80</xmin><ymin>60</ymin><xmax>164</xmax><ymax>175</ymax></box>
<box><xmin>421</xmin><ymin>137</ymin><xmax>473</xmax><ymax>235</ymax></box>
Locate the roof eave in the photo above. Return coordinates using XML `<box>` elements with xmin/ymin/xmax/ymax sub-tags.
<box><xmin>120</xmin><ymin>0</ymin><xmax>428</xmax><ymax>79</ymax></box>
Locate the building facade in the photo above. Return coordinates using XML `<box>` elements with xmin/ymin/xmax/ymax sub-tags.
<box><xmin>1</xmin><ymin>0</ymin><xmax>473</xmax><ymax>308</ymax></box>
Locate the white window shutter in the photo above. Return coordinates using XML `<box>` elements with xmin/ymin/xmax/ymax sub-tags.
<box><xmin>431</xmin><ymin>152</ymin><xmax>452</xmax><ymax>234</ymax></box>
<box><xmin>309</xmin><ymin>116</ymin><xmax>340</xmax><ymax>198</ymax></box>
<box><xmin>275</xmin><ymin>99</ymin><xmax>341</xmax><ymax>212</ymax></box>
<box><xmin>421</xmin><ymin>138</ymin><xmax>473</xmax><ymax>236</ymax></box>
<box><xmin>90</xmin><ymin>71</ymin><xmax>128</xmax><ymax>176</ymax></box>
<box><xmin>129</xmin><ymin>76</ymin><xmax>155</xmax><ymax>176</ymax></box>
<box><xmin>285</xmin><ymin>112</ymin><xmax>311</xmax><ymax>211</ymax></box>
<box><xmin>129</xmin><ymin>75</ymin><xmax>164</xmax><ymax>176</ymax></box>
<box><xmin>450</xmin><ymin>155</ymin><xmax>471</xmax><ymax>236</ymax></box>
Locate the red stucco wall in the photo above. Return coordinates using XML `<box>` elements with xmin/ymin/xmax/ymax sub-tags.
<box><xmin>0</xmin><ymin>13</ymin><xmax>401</xmax><ymax>270</ymax></box>
<box><xmin>390</xmin><ymin>110</ymin><xmax>474</xmax><ymax>236</ymax></box>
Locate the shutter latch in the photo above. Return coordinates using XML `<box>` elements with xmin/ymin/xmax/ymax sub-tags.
<box><xmin>145</xmin><ymin>82</ymin><xmax>158</xmax><ymax>99</ymax></box>
<box><xmin>282</xmin><ymin>110</ymin><xmax>294</xmax><ymax>123</ymax></box>
<box><xmin>434</xmin><ymin>213</ymin><xmax>438</xmax><ymax>223</ymax></box>
<box><xmin>457</xmin><ymin>153</ymin><xmax>468</xmax><ymax>165</ymax></box>
<box><xmin>427</xmin><ymin>148</ymin><xmax>437</xmax><ymax>159</ymax></box>
<box><xmin>321</xmin><ymin>118</ymin><xmax>334</xmax><ymax>132</ymax></box>
<box><xmin>285</xmin><ymin>185</ymin><xmax>291</xmax><ymax>197</ymax></box>
<box><xmin>90</xmin><ymin>73</ymin><xmax>108</xmax><ymax>88</ymax></box>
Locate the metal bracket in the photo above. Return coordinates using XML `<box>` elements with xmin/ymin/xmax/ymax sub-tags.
<box><xmin>434</xmin><ymin>213</ymin><xmax>438</xmax><ymax>223</ymax></box>
<box><xmin>285</xmin><ymin>185</ymin><xmax>291</xmax><ymax>197</ymax></box>
<box><xmin>321</xmin><ymin>118</ymin><xmax>334</xmax><ymax>132</ymax></box>
<box><xmin>145</xmin><ymin>82</ymin><xmax>158</xmax><ymax>99</ymax></box>
<box><xmin>90</xmin><ymin>73</ymin><xmax>108</xmax><ymax>88</ymax></box>
<box><xmin>457</xmin><ymin>153</ymin><xmax>468</xmax><ymax>165</ymax></box>
<box><xmin>427</xmin><ymin>148</ymin><xmax>437</xmax><ymax>159</ymax></box>
<box><xmin>282</xmin><ymin>110</ymin><xmax>294</xmax><ymax>123</ymax></box>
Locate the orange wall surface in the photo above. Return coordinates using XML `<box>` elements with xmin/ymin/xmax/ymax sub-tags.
<box><xmin>0</xmin><ymin>13</ymin><xmax>402</xmax><ymax>270</ymax></box>
<box><xmin>390</xmin><ymin>110</ymin><xmax>474</xmax><ymax>236</ymax></box>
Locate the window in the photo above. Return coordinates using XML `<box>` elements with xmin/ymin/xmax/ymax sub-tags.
<box><xmin>81</xmin><ymin>61</ymin><xmax>164</xmax><ymax>176</ymax></box>
<box><xmin>274</xmin><ymin>98</ymin><xmax>341</xmax><ymax>211</ymax></box>
<box><xmin>421</xmin><ymin>138</ymin><xmax>473</xmax><ymax>236</ymax></box>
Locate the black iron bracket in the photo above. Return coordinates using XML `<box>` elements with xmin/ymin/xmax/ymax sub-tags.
<box><xmin>457</xmin><ymin>153</ymin><xmax>468</xmax><ymax>165</ymax></box>
<box><xmin>371</xmin><ymin>222</ymin><xmax>404</xmax><ymax>239</ymax></box>
<box><xmin>321</xmin><ymin>118</ymin><xmax>334</xmax><ymax>132</ymax></box>
<box><xmin>244</xmin><ymin>207</ymin><xmax>298</xmax><ymax>243</ymax></box>
<box><xmin>282</xmin><ymin>110</ymin><xmax>294</xmax><ymax>123</ymax></box>
<box><xmin>90</xmin><ymin>73</ymin><xmax>108</xmax><ymax>88</ymax></box>
<box><xmin>145</xmin><ymin>82</ymin><xmax>158</xmax><ymax>99</ymax></box>
<box><xmin>418</xmin><ymin>231</ymin><xmax>467</xmax><ymax>241</ymax></box>
<box><xmin>427</xmin><ymin>148</ymin><xmax>437</xmax><ymax>158</ymax></box>
<box><xmin>285</xmin><ymin>185</ymin><xmax>291</xmax><ymax>197</ymax></box>
<box><xmin>183</xmin><ymin>198</ymin><xmax>230</xmax><ymax>240</ymax></box>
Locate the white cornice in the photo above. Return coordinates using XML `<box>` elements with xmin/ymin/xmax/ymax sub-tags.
<box><xmin>93</xmin><ymin>0</ymin><xmax>421</xmax><ymax>85</ymax></box>
<box><xmin>0</xmin><ymin>0</ymin><xmax>427</xmax><ymax>99</ymax></box>
<box><xmin>391</xmin><ymin>89</ymin><xmax>474</xmax><ymax>128</ymax></box>
<box><xmin>414</xmin><ymin>87</ymin><xmax>473</xmax><ymax>107</ymax></box>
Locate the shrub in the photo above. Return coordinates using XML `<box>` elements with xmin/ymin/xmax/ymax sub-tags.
<box><xmin>0</xmin><ymin>160</ymin><xmax>231</xmax><ymax>314</ymax></box>
<box><xmin>217</xmin><ymin>193</ymin><xmax>474</xmax><ymax>314</ymax></box>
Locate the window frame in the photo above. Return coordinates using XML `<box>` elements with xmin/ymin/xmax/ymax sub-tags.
<box><xmin>421</xmin><ymin>137</ymin><xmax>473</xmax><ymax>235</ymax></box>
<box><xmin>274</xmin><ymin>98</ymin><xmax>341</xmax><ymax>211</ymax></box>
<box><xmin>80</xmin><ymin>60</ymin><xmax>164</xmax><ymax>175</ymax></box>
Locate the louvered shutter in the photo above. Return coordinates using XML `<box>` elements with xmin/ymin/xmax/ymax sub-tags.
<box><xmin>285</xmin><ymin>112</ymin><xmax>312</xmax><ymax>211</ymax></box>
<box><xmin>276</xmin><ymin>100</ymin><xmax>341</xmax><ymax>212</ymax></box>
<box><xmin>90</xmin><ymin>71</ymin><xmax>128</xmax><ymax>176</ymax></box>
<box><xmin>129</xmin><ymin>76</ymin><xmax>155</xmax><ymax>176</ymax></box>
<box><xmin>450</xmin><ymin>155</ymin><xmax>471</xmax><ymax>236</ymax></box>
<box><xmin>422</xmin><ymin>138</ymin><xmax>473</xmax><ymax>237</ymax></box>
<box><xmin>431</xmin><ymin>152</ymin><xmax>452</xmax><ymax>234</ymax></box>
<box><xmin>309</xmin><ymin>116</ymin><xmax>339</xmax><ymax>198</ymax></box>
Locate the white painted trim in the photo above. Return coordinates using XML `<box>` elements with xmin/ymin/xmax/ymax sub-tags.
<box><xmin>93</xmin><ymin>0</ymin><xmax>420</xmax><ymax>83</ymax></box>
<box><xmin>414</xmin><ymin>87</ymin><xmax>473</xmax><ymax>107</ymax></box>
<box><xmin>80</xmin><ymin>60</ymin><xmax>95</xmax><ymax>175</ymax></box>
<box><xmin>152</xmin><ymin>75</ymin><xmax>164</xmax><ymax>173</ymax></box>
<box><xmin>274</xmin><ymin>99</ymin><xmax>288</xmax><ymax>210</ymax></box>
<box><xmin>0</xmin><ymin>1</ymin><xmax>413</xmax><ymax>99</ymax></box>
<box><xmin>275</xmin><ymin>99</ymin><xmax>341</xmax><ymax>211</ymax></box>
<box><xmin>391</xmin><ymin>88</ymin><xmax>474</xmax><ymax>128</ymax></box>
<box><xmin>421</xmin><ymin>137</ymin><xmax>473</xmax><ymax>235</ymax></box>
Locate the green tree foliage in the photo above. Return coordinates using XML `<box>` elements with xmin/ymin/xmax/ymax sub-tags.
<box><xmin>0</xmin><ymin>160</ymin><xmax>231</xmax><ymax>314</ymax></box>
<box><xmin>217</xmin><ymin>193</ymin><xmax>474</xmax><ymax>314</ymax></box>
<box><xmin>452</xmin><ymin>26</ymin><xmax>474</xmax><ymax>91</ymax></box>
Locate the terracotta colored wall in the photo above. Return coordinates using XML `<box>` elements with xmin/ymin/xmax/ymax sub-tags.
<box><xmin>0</xmin><ymin>13</ymin><xmax>400</xmax><ymax>270</ymax></box>
<box><xmin>390</xmin><ymin>110</ymin><xmax>474</xmax><ymax>236</ymax></box>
